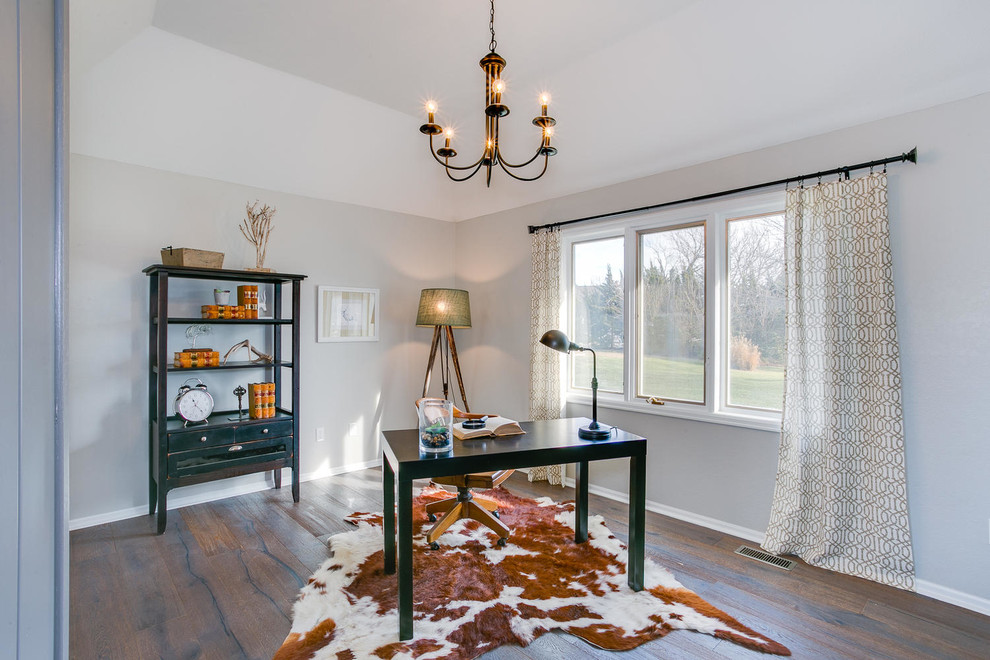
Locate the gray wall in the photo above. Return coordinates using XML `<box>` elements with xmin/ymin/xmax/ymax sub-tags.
<box><xmin>67</xmin><ymin>155</ymin><xmax>456</xmax><ymax>524</ymax></box>
<box><xmin>1</xmin><ymin>0</ymin><xmax>66</xmax><ymax>656</ymax></box>
<box><xmin>454</xmin><ymin>92</ymin><xmax>990</xmax><ymax>602</ymax></box>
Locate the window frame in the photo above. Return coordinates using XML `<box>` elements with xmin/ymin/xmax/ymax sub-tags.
<box><xmin>561</xmin><ymin>191</ymin><xmax>785</xmax><ymax>432</ymax></box>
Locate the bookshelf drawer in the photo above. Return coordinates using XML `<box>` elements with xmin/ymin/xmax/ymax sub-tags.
<box><xmin>168</xmin><ymin>426</ymin><xmax>236</xmax><ymax>453</ymax></box>
<box><xmin>168</xmin><ymin>436</ymin><xmax>288</xmax><ymax>478</ymax></box>
<box><xmin>236</xmin><ymin>420</ymin><xmax>292</xmax><ymax>443</ymax></box>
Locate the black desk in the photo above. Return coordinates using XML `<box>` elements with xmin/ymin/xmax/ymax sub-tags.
<box><xmin>381</xmin><ymin>416</ymin><xmax>647</xmax><ymax>640</ymax></box>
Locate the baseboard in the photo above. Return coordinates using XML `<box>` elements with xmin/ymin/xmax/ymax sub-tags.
<box><xmin>561</xmin><ymin>477</ymin><xmax>990</xmax><ymax>616</ymax></box>
<box><xmin>561</xmin><ymin>476</ymin><xmax>765</xmax><ymax>544</ymax></box>
<box><xmin>68</xmin><ymin>457</ymin><xmax>383</xmax><ymax>531</ymax></box>
<box><xmin>298</xmin><ymin>458</ymin><xmax>382</xmax><ymax>484</ymax></box>
<box><xmin>916</xmin><ymin>579</ymin><xmax>990</xmax><ymax>617</ymax></box>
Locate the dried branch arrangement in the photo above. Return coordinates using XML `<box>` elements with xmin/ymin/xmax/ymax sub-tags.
<box><xmin>222</xmin><ymin>339</ymin><xmax>272</xmax><ymax>365</ymax></box>
<box><xmin>240</xmin><ymin>200</ymin><xmax>276</xmax><ymax>271</ymax></box>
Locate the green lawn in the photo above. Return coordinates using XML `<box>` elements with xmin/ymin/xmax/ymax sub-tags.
<box><xmin>572</xmin><ymin>351</ymin><xmax>784</xmax><ymax>410</ymax></box>
<box><xmin>727</xmin><ymin>364</ymin><xmax>785</xmax><ymax>410</ymax></box>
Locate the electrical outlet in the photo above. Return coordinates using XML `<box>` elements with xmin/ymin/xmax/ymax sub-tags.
<box><xmin>315</xmin><ymin>427</ymin><xmax>325</xmax><ymax>442</ymax></box>
<box><xmin>348</xmin><ymin>422</ymin><xmax>359</xmax><ymax>437</ymax></box>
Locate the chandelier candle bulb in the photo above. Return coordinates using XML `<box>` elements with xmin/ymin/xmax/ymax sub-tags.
<box><xmin>437</xmin><ymin>127</ymin><xmax>457</xmax><ymax>159</ymax></box>
<box><xmin>419</xmin><ymin>100</ymin><xmax>443</xmax><ymax>136</ymax></box>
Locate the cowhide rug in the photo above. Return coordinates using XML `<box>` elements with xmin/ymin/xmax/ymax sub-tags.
<box><xmin>275</xmin><ymin>486</ymin><xmax>790</xmax><ymax>659</ymax></box>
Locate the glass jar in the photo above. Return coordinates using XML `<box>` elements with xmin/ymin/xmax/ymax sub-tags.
<box><xmin>418</xmin><ymin>398</ymin><xmax>453</xmax><ymax>453</ymax></box>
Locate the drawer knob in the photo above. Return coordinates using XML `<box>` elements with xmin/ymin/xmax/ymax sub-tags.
<box><xmin>200</xmin><ymin>436</ymin><xmax>208</xmax><ymax>442</ymax></box>
<box><xmin>228</xmin><ymin>445</ymin><xmax>244</xmax><ymax>452</ymax></box>
<box><xmin>262</xmin><ymin>428</ymin><xmax>269</xmax><ymax>434</ymax></box>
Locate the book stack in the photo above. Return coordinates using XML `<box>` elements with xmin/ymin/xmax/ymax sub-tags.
<box><xmin>173</xmin><ymin>349</ymin><xmax>220</xmax><ymax>368</ymax></box>
<box><xmin>201</xmin><ymin>304</ymin><xmax>246</xmax><ymax>319</ymax></box>
<box><xmin>248</xmin><ymin>382</ymin><xmax>276</xmax><ymax>419</ymax></box>
<box><xmin>237</xmin><ymin>285</ymin><xmax>260</xmax><ymax>319</ymax></box>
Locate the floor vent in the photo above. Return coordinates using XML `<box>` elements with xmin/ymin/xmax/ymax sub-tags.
<box><xmin>734</xmin><ymin>545</ymin><xmax>795</xmax><ymax>570</ymax></box>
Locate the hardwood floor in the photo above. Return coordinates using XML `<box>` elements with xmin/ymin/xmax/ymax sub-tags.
<box><xmin>70</xmin><ymin>469</ymin><xmax>990</xmax><ymax>659</ymax></box>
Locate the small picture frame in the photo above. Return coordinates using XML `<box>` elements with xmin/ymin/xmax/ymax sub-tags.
<box><xmin>317</xmin><ymin>286</ymin><xmax>379</xmax><ymax>342</ymax></box>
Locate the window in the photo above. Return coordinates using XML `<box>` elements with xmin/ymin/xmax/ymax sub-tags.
<box><xmin>638</xmin><ymin>222</ymin><xmax>706</xmax><ymax>403</ymax></box>
<box><xmin>725</xmin><ymin>213</ymin><xmax>786</xmax><ymax>411</ymax></box>
<box><xmin>571</xmin><ymin>237</ymin><xmax>624</xmax><ymax>393</ymax></box>
<box><xmin>563</xmin><ymin>192</ymin><xmax>785</xmax><ymax>430</ymax></box>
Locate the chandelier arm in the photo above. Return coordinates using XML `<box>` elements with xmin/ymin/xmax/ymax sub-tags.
<box><xmin>494</xmin><ymin>142</ymin><xmax>546</xmax><ymax>170</ymax></box>
<box><xmin>446</xmin><ymin>159</ymin><xmax>487</xmax><ymax>182</ymax></box>
<box><xmin>496</xmin><ymin>153</ymin><xmax>549</xmax><ymax>182</ymax></box>
<box><xmin>428</xmin><ymin>134</ymin><xmax>487</xmax><ymax>171</ymax></box>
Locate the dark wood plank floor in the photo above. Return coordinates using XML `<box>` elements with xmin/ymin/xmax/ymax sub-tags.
<box><xmin>71</xmin><ymin>469</ymin><xmax>990</xmax><ymax>659</ymax></box>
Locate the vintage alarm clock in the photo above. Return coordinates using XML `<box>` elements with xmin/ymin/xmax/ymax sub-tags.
<box><xmin>174</xmin><ymin>377</ymin><xmax>215</xmax><ymax>425</ymax></box>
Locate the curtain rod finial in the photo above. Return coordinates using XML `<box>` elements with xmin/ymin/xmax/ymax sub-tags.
<box><xmin>905</xmin><ymin>147</ymin><xmax>918</xmax><ymax>163</ymax></box>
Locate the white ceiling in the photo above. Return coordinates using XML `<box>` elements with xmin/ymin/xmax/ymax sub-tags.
<box><xmin>70</xmin><ymin>0</ymin><xmax>990</xmax><ymax>221</ymax></box>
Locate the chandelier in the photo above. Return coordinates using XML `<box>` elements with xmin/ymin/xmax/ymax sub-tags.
<box><xmin>419</xmin><ymin>0</ymin><xmax>556</xmax><ymax>186</ymax></box>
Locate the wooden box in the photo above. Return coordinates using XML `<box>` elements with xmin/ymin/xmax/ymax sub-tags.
<box><xmin>160</xmin><ymin>247</ymin><xmax>224</xmax><ymax>269</ymax></box>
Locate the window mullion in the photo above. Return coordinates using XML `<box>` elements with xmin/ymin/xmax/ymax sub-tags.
<box><xmin>624</xmin><ymin>225</ymin><xmax>636</xmax><ymax>403</ymax></box>
<box><xmin>559</xmin><ymin>236</ymin><xmax>571</xmax><ymax>397</ymax></box>
<box><xmin>710</xmin><ymin>213</ymin><xmax>726</xmax><ymax>415</ymax></box>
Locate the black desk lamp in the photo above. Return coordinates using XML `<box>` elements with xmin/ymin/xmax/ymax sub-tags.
<box><xmin>539</xmin><ymin>329</ymin><xmax>612</xmax><ymax>440</ymax></box>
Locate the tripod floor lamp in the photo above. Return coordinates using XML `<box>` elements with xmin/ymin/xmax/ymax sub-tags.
<box><xmin>417</xmin><ymin>288</ymin><xmax>472</xmax><ymax>412</ymax></box>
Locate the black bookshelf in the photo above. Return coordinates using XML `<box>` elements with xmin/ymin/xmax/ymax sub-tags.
<box><xmin>144</xmin><ymin>265</ymin><xmax>306</xmax><ymax>534</ymax></box>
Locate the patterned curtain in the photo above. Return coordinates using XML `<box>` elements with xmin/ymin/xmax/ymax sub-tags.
<box><xmin>528</xmin><ymin>228</ymin><xmax>565</xmax><ymax>486</ymax></box>
<box><xmin>762</xmin><ymin>172</ymin><xmax>915</xmax><ymax>590</ymax></box>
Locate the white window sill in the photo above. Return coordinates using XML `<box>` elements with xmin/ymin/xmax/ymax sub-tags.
<box><xmin>565</xmin><ymin>393</ymin><xmax>782</xmax><ymax>433</ymax></box>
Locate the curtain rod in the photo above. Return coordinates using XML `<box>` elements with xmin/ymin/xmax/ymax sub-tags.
<box><xmin>528</xmin><ymin>147</ymin><xmax>917</xmax><ymax>234</ymax></box>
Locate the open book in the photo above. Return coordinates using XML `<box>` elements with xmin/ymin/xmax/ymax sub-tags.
<box><xmin>452</xmin><ymin>416</ymin><xmax>525</xmax><ymax>440</ymax></box>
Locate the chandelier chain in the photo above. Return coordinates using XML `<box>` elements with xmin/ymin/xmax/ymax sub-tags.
<box><xmin>489</xmin><ymin>0</ymin><xmax>497</xmax><ymax>52</ymax></box>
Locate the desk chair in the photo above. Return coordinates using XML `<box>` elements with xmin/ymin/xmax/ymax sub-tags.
<box><xmin>415</xmin><ymin>399</ymin><xmax>514</xmax><ymax>549</ymax></box>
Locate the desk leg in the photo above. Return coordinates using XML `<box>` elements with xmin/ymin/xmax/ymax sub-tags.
<box><xmin>383</xmin><ymin>455</ymin><xmax>395</xmax><ymax>574</ymax></box>
<box><xmin>628</xmin><ymin>453</ymin><xmax>646</xmax><ymax>591</ymax></box>
<box><xmin>575</xmin><ymin>460</ymin><xmax>589</xmax><ymax>543</ymax></box>
<box><xmin>397</xmin><ymin>475</ymin><xmax>414</xmax><ymax>640</ymax></box>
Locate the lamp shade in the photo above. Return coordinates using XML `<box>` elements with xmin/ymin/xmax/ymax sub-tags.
<box><xmin>539</xmin><ymin>329</ymin><xmax>580</xmax><ymax>353</ymax></box>
<box><xmin>416</xmin><ymin>288</ymin><xmax>472</xmax><ymax>328</ymax></box>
